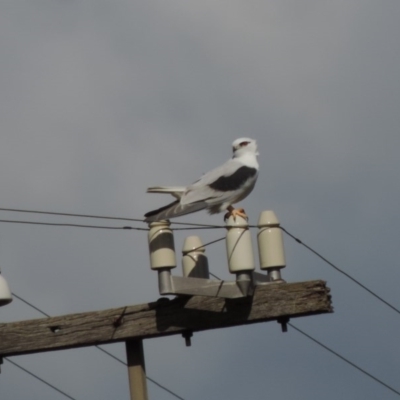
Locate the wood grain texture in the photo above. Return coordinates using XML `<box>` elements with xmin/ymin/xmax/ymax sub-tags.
<box><xmin>0</xmin><ymin>280</ymin><xmax>332</xmax><ymax>357</ymax></box>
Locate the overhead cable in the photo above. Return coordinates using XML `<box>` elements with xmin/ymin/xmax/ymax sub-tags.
<box><xmin>5</xmin><ymin>358</ymin><xmax>78</xmax><ymax>400</ymax></box>
<box><xmin>10</xmin><ymin>292</ymin><xmax>186</xmax><ymax>400</ymax></box>
<box><xmin>281</xmin><ymin>227</ymin><xmax>400</xmax><ymax>316</ymax></box>
<box><xmin>289</xmin><ymin>323</ymin><xmax>400</xmax><ymax>397</ymax></box>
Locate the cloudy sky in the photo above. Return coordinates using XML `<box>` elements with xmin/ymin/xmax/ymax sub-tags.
<box><xmin>1</xmin><ymin>1</ymin><xmax>400</xmax><ymax>399</ymax></box>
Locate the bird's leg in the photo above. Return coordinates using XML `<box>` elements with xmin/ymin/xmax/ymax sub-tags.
<box><xmin>224</xmin><ymin>205</ymin><xmax>248</xmax><ymax>221</ymax></box>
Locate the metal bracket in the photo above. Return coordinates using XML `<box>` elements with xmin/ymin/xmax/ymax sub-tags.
<box><xmin>157</xmin><ymin>269</ymin><xmax>285</xmax><ymax>299</ymax></box>
<box><xmin>253</xmin><ymin>270</ymin><xmax>286</xmax><ymax>285</ymax></box>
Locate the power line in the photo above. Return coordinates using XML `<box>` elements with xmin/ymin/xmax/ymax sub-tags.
<box><xmin>0</xmin><ymin>207</ymin><xmax>224</xmax><ymax>229</ymax></box>
<box><xmin>209</xmin><ymin>272</ymin><xmax>399</xmax><ymax>397</ymax></box>
<box><xmin>11</xmin><ymin>288</ymin><xmax>398</xmax><ymax>400</ymax></box>
<box><xmin>11</xmin><ymin>292</ymin><xmax>186</xmax><ymax>400</ymax></box>
<box><xmin>5</xmin><ymin>358</ymin><xmax>78</xmax><ymax>400</ymax></box>
<box><xmin>10</xmin><ymin>206</ymin><xmax>400</xmax><ymax>311</ymax></box>
<box><xmin>0</xmin><ymin>219</ymin><xmax>147</xmax><ymax>230</ymax></box>
<box><xmin>186</xmin><ymin>236</ymin><xmax>226</xmax><ymax>253</ymax></box>
<box><xmin>281</xmin><ymin>227</ymin><xmax>400</xmax><ymax>316</ymax></box>
<box><xmin>12</xmin><ymin>293</ymin><xmax>51</xmax><ymax>317</ymax></box>
<box><xmin>209</xmin><ymin>271</ymin><xmax>222</xmax><ymax>280</ymax></box>
<box><xmin>5</xmin><ymin>206</ymin><xmax>400</xmax><ymax>315</ymax></box>
<box><xmin>95</xmin><ymin>346</ymin><xmax>186</xmax><ymax>400</ymax></box>
<box><xmin>289</xmin><ymin>323</ymin><xmax>400</xmax><ymax>397</ymax></box>
<box><xmin>0</xmin><ymin>208</ymin><xmax>144</xmax><ymax>223</ymax></box>
<box><xmin>0</xmin><ymin>217</ymin><xmax>224</xmax><ymax>231</ymax></box>
<box><xmin>5</xmin><ymin>207</ymin><xmax>400</xmax><ymax>397</ymax></box>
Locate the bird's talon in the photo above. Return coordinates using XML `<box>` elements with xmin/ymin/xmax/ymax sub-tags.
<box><xmin>224</xmin><ymin>207</ymin><xmax>248</xmax><ymax>222</ymax></box>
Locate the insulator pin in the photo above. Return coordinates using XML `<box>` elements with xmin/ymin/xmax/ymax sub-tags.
<box><xmin>182</xmin><ymin>236</ymin><xmax>209</xmax><ymax>279</ymax></box>
<box><xmin>257</xmin><ymin>211</ymin><xmax>286</xmax><ymax>270</ymax></box>
<box><xmin>225</xmin><ymin>215</ymin><xmax>255</xmax><ymax>273</ymax></box>
<box><xmin>148</xmin><ymin>220</ymin><xmax>176</xmax><ymax>270</ymax></box>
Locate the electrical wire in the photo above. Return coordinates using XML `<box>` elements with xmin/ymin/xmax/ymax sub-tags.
<box><xmin>7</xmin><ymin>206</ymin><xmax>400</xmax><ymax>312</ymax></box>
<box><xmin>10</xmin><ymin>292</ymin><xmax>186</xmax><ymax>400</ymax></box>
<box><xmin>4</xmin><ymin>358</ymin><xmax>78</xmax><ymax>400</ymax></box>
<box><xmin>0</xmin><ymin>208</ymin><xmax>144</xmax><ymax>223</ymax></box>
<box><xmin>208</xmin><ymin>273</ymin><xmax>400</xmax><ymax>397</ymax></box>
<box><xmin>0</xmin><ymin>219</ymin><xmax>147</xmax><ymax>230</ymax></box>
<box><xmin>4</xmin><ymin>206</ymin><xmax>400</xmax><ymax>397</ymax></box>
<box><xmin>0</xmin><ymin>217</ymin><xmax>225</xmax><ymax>231</ymax></box>
<box><xmin>6</xmin><ymin>207</ymin><xmax>400</xmax><ymax>316</ymax></box>
<box><xmin>12</xmin><ymin>289</ymin><xmax>400</xmax><ymax>400</ymax></box>
<box><xmin>4</xmin><ymin>206</ymin><xmax>400</xmax><ymax>316</ymax></box>
<box><xmin>0</xmin><ymin>207</ymin><xmax>224</xmax><ymax>229</ymax></box>
<box><xmin>289</xmin><ymin>323</ymin><xmax>400</xmax><ymax>397</ymax></box>
<box><xmin>209</xmin><ymin>272</ymin><xmax>222</xmax><ymax>280</ymax></box>
<box><xmin>280</xmin><ymin>227</ymin><xmax>400</xmax><ymax>316</ymax></box>
<box><xmin>184</xmin><ymin>237</ymin><xmax>226</xmax><ymax>253</ymax></box>
<box><xmin>12</xmin><ymin>293</ymin><xmax>51</xmax><ymax>317</ymax></box>
<box><xmin>95</xmin><ymin>346</ymin><xmax>186</xmax><ymax>400</ymax></box>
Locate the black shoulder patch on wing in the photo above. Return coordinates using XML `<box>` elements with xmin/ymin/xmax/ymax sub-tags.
<box><xmin>208</xmin><ymin>166</ymin><xmax>257</xmax><ymax>192</ymax></box>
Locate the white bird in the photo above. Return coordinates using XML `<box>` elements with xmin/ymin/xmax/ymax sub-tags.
<box><xmin>144</xmin><ymin>138</ymin><xmax>259</xmax><ymax>222</ymax></box>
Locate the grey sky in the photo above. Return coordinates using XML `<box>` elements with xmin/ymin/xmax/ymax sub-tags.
<box><xmin>1</xmin><ymin>1</ymin><xmax>400</xmax><ymax>399</ymax></box>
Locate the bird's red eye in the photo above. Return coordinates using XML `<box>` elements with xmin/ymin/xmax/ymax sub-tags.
<box><xmin>240</xmin><ymin>141</ymin><xmax>250</xmax><ymax>147</ymax></box>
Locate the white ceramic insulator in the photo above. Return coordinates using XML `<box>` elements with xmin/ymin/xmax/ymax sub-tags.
<box><xmin>225</xmin><ymin>215</ymin><xmax>255</xmax><ymax>273</ymax></box>
<box><xmin>182</xmin><ymin>236</ymin><xmax>209</xmax><ymax>278</ymax></box>
<box><xmin>0</xmin><ymin>269</ymin><xmax>12</xmax><ymax>307</ymax></box>
<box><xmin>257</xmin><ymin>210</ymin><xmax>286</xmax><ymax>270</ymax></box>
<box><xmin>148</xmin><ymin>221</ymin><xmax>176</xmax><ymax>270</ymax></box>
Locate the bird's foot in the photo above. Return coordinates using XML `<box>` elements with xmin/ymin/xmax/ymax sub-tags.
<box><xmin>224</xmin><ymin>206</ymin><xmax>248</xmax><ymax>222</ymax></box>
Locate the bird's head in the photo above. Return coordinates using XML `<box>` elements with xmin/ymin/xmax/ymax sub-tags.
<box><xmin>232</xmin><ymin>138</ymin><xmax>259</xmax><ymax>158</ymax></box>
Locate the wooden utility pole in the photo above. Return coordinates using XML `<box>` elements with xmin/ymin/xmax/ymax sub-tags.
<box><xmin>0</xmin><ymin>280</ymin><xmax>332</xmax><ymax>398</ymax></box>
<box><xmin>0</xmin><ymin>280</ymin><xmax>331</xmax><ymax>357</ymax></box>
<box><xmin>126</xmin><ymin>339</ymin><xmax>148</xmax><ymax>400</ymax></box>
<box><xmin>0</xmin><ymin>212</ymin><xmax>334</xmax><ymax>399</ymax></box>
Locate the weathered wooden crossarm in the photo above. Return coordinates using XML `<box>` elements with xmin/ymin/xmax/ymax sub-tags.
<box><xmin>0</xmin><ymin>280</ymin><xmax>332</xmax><ymax>357</ymax></box>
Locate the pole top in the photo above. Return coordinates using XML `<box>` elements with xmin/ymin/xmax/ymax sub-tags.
<box><xmin>258</xmin><ymin>210</ymin><xmax>280</xmax><ymax>228</ymax></box>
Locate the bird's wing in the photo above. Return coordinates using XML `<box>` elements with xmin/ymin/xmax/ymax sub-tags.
<box><xmin>191</xmin><ymin>159</ymin><xmax>242</xmax><ymax>186</ymax></box>
<box><xmin>181</xmin><ymin>159</ymin><xmax>257</xmax><ymax>205</ymax></box>
<box><xmin>146</xmin><ymin>186</ymin><xmax>186</xmax><ymax>199</ymax></box>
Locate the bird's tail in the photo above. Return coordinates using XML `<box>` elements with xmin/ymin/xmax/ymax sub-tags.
<box><xmin>144</xmin><ymin>200</ymin><xmax>207</xmax><ymax>222</ymax></box>
<box><xmin>146</xmin><ymin>186</ymin><xmax>186</xmax><ymax>199</ymax></box>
